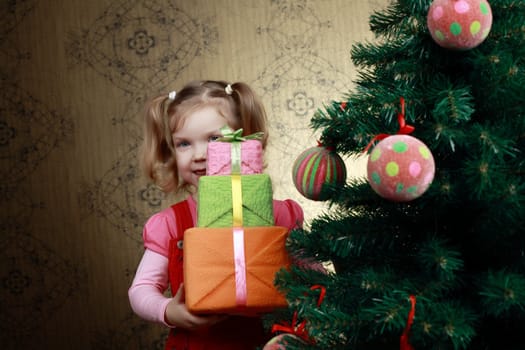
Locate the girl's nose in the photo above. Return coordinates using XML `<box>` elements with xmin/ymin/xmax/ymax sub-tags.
<box><xmin>193</xmin><ymin>143</ymin><xmax>207</xmax><ymax>161</ymax></box>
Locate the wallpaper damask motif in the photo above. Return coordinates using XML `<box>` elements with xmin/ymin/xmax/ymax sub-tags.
<box><xmin>1</xmin><ymin>1</ymin><xmax>384</xmax><ymax>348</ymax></box>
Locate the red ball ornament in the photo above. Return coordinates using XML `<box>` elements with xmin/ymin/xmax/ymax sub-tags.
<box><xmin>263</xmin><ymin>334</ymin><xmax>304</xmax><ymax>350</ymax></box>
<box><xmin>367</xmin><ymin>135</ymin><xmax>435</xmax><ymax>202</ymax></box>
<box><xmin>427</xmin><ymin>0</ymin><xmax>492</xmax><ymax>50</ymax></box>
<box><xmin>292</xmin><ymin>145</ymin><xmax>347</xmax><ymax>201</ymax></box>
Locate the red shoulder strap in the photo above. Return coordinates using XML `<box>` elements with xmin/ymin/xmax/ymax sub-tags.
<box><xmin>168</xmin><ymin>199</ymin><xmax>194</xmax><ymax>293</ymax></box>
<box><xmin>171</xmin><ymin>199</ymin><xmax>193</xmax><ymax>234</ymax></box>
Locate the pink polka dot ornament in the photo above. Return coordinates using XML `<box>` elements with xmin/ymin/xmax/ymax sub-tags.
<box><xmin>367</xmin><ymin>135</ymin><xmax>435</xmax><ymax>202</ymax></box>
<box><xmin>427</xmin><ymin>0</ymin><xmax>492</xmax><ymax>50</ymax></box>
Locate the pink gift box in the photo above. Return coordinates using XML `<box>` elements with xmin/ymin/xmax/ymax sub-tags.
<box><xmin>206</xmin><ymin>140</ymin><xmax>263</xmax><ymax>175</ymax></box>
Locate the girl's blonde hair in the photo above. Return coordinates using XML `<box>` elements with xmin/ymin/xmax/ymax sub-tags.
<box><xmin>140</xmin><ymin>80</ymin><xmax>269</xmax><ymax>193</ymax></box>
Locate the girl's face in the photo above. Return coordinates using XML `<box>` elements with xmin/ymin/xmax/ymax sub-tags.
<box><xmin>172</xmin><ymin>106</ymin><xmax>235</xmax><ymax>193</ymax></box>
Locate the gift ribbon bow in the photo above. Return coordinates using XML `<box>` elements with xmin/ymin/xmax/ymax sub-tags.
<box><xmin>217</xmin><ymin>126</ymin><xmax>264</xmax><ymax>143</ymax></box>
<box><xmin>400</xmin><ymin>294</ymin><xmax>417</xmax><ymax>350</ymax></box>
<box><xmin>271</xmin><ymin>285</ymin><xmax>326</xmax><ymax>343</ymax></box>
<box><xmin>363</xmin><ymin>97</ymin><xmax>415</xmax><ymax>153</ymax></box>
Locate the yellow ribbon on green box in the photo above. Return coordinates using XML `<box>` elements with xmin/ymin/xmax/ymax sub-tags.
<box><xmin>231</xmin><ymin>174</ymin><xmax>243</xmax><ymax>227</ymax></box>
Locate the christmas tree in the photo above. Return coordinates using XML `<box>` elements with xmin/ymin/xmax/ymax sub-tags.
<box><xmin>269</xmin><ymin>0</ymin><xmax>525</xmax><ymax>349</ymax></box>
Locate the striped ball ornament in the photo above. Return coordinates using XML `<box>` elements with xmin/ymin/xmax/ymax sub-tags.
<box><xmin>292</xmin><ymin>146</ymin><xmax>347</xmax><ymax>201</ymax></box>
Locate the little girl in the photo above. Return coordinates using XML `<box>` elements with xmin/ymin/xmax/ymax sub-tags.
<box><xmin>128</xmin><ymin>80</ymin><xmax>304</xmax><ymax>349</ymax></box>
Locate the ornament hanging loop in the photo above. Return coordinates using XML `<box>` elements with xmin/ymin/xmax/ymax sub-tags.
<box><xmin>363</xmin><ymin>97</ymin><xmax>415</xmax><ymax>153</ymax></box>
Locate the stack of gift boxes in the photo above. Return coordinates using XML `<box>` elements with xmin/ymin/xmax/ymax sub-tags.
<box><xmin>183</xmin><ymin>127</ymin><xmax>290</xmax><ymax>315</ymax></box>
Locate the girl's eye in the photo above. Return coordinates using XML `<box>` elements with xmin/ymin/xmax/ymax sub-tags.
<box><xmin>209</xmin><ymin>135</ymin><xmax>221</xmax><ymax>142</ymax></box>
<box><xmin>175</xmin><ymin>140</ymin><xmax>190</xmax><ymax>148</ymax></box>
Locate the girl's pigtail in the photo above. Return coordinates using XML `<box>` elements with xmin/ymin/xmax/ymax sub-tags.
<box><xmin>140</xmin><ymin>94</ymin><xmax>174</xmax><ymax>185</ymax></box>
<box><xmin>230</xmin><ymin>82</ymin><xmax>269</xmax><ymax>149</ymax></box>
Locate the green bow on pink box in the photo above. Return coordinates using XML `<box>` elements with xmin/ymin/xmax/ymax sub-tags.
<box><xmin>218</xmin><ymin>126</ymin><xmax>264</xmax><ymax>143</ymax></box>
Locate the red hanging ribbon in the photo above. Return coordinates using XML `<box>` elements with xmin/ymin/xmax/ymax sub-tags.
<box><xmin>311</xmin><ymin>285</ymin><xmax>326</xmax><ymax>306</ymax></box>
<box><xmin>271</xmin><ymin>311</ymin><xmax>310</xmax><ymax>342</ymax></box>
<box><xmin>400</xmin><ymin>294</ymin><xmax>417</xmax><ymax>350</ymax></box>
<box><xmin>363</xmin><ymin>97</ymin><xmax>415</xmax><ymax>153</ymax></box>
<box><xmin>271</xmin><ymin>285</ymin><xmax>326</xmax><ymax>343</ymax></box>
<box><xmin>316</xmin><ymin>140</ymin><xmax>335</xmax><ymax>152</ymax></box>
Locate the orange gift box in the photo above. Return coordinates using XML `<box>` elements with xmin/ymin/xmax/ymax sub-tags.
<box><xmin>183</xmin><ymin>226</ymin><xmax>290</xmax><ymax>315</ymax></box>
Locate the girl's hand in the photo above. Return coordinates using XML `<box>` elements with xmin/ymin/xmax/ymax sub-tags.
<box><xmin>164</xmin><ymin>284</ymin><xmax>228</xmax><ymax>330</ymax></box>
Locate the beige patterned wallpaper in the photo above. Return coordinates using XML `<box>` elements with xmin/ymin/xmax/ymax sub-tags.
<box><xmin>1</xmin><ymin>0</ymin><xmax>385</xmax><ymax>348</ymax></box>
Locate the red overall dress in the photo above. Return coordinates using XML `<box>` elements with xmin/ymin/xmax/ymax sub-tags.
<box><xmin>165</xmin><ymin>200</ymin><xmax>267</xmax><ymax>350</ymax></box>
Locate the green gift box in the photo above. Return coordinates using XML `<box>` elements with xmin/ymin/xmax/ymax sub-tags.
<box><xmin>197</xmin><ymin>174</ymin><xmax>274</xmax><ymax>227</ymax></box>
